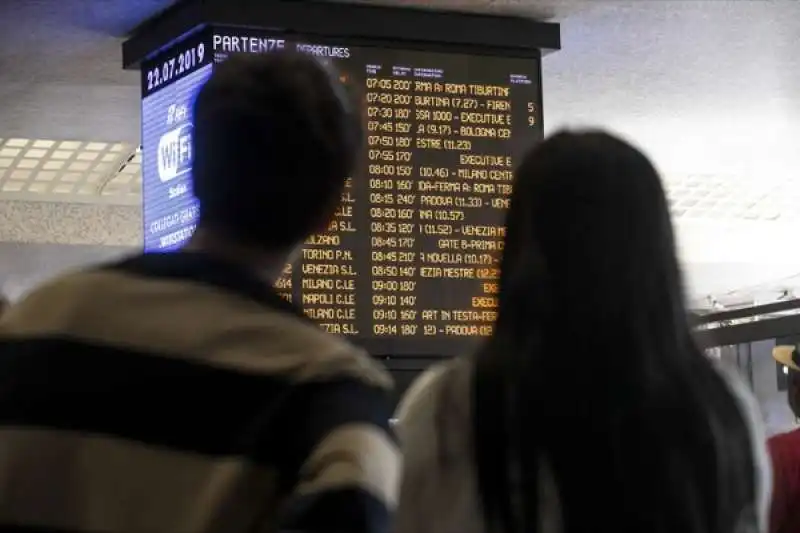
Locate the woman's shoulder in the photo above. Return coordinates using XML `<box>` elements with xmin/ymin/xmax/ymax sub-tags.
<box><xmin>394</xmin><ymin>356</ymin><xmax>475</xmax><ymax>444</ymax></box>
<box><xmin>394</xmin><ymin>361</ymin><xmax>454</xmax><ymax>424</ymax></box>
<box><xmin>393</xmin><ymin>356</ymin><xmax>562</xmax><ymax>533</ymax></box>
<box><xmin>393</xmin><ymin>357</ymin><xmax>482</xmax><ymax>533</ymax></box>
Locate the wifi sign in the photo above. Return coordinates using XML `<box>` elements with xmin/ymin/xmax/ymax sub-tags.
<box><xmin>157</xmin><ymin>124</ymin><xmax>193</xmax><ymax>183</ymax></box>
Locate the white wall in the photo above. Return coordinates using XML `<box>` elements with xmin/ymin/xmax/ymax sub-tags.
<box><xmin>542</xmin><ymin>1</ymin><xmax>800</xmax><ymax>303</ymax></box>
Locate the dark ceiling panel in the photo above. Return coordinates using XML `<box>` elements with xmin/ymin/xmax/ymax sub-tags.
<box><xmin>0</xmin><ymin>0</ymin><xmax>178</xmax><ymax>39</ymax></box>
<box><xmin>0</xmin><ymin>0</ymin><xmax>179</xmax><ymax>86</ymax></box>
<box><xmin>122</xmin><ymin>0</ymin><xmax>560</xmax><ymax>68</ymax></box>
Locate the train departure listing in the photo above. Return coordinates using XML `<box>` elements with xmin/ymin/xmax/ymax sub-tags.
<box><xmin>140</xmin><ymin>28</ymin><xmax>542</xmax><ymax>355</ymax></box>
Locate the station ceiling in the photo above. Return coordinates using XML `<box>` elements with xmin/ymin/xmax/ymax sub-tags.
<box><xmin>1</xmin><ymin>0</ymin><xmax>800</xmax><ymax>306</ymax></box>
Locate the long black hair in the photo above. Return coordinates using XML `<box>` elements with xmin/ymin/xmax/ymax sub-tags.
<box><xmin>474</xmin><ymin>131</ymin><xmax>756</xmax><ymax>533</ymax></box>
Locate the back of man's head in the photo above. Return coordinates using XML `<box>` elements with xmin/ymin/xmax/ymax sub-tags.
<box><xmin>191</xmin><ymin>51</ymin><xmax>361</xmax><ymax>251</ymax></box>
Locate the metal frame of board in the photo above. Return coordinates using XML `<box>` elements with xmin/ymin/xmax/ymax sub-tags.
<box><xmin>695</xmin><ymin>298</ymin><xmax>800</xmax><ymax>348</ymax></box>
<box><xmin>123</xmin><ymin>0</ymin><xmax>561</xmax><ymax>69</ymax></box>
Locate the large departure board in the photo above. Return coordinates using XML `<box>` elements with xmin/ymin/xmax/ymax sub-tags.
<box><xmin>140</xmin><ymin>28</ymin><xmax>542</xmax><ymax>355</ymax></box>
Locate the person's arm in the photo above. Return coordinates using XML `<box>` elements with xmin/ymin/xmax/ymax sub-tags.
<box><xmin>395</xmin><ymin>360</ymin><xmax>489</xmax><ymax>533</ymax></box>
<box><xmin>717</xmin><ymin>364</ymin><xmax>773</xmax><ymax>532</ymax></box>
<box><xmin>767</xmin><ymin>434</ymin><xmax>798</xmax><ymax>533</ymax></box>
<box><xmin>392</xmin><ymin>365</ymin><xmax>449</xmax><ymax>533</ymax></box>
<box><xmin>278</xmin><ymin>378</ymin><xmax>400</xmax><ymax>533</ymax></box>
<box><xmin>394</xmin><ymin>364</ymin><xmax>448</xmax><ymax>428</ymax></box>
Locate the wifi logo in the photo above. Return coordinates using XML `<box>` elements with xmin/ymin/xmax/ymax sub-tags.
<box><xmin>157</xmin><ymin>124</ymin><xmax>193</xmax><ymax>183</ymax></box>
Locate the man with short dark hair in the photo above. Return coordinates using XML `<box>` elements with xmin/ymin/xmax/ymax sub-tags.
<box><xmin>769</xmin><ymin>345</ymin><xmax>800</xmax><ymax>533</ymax></box>
<box><xmin>0</xmin><ymin>52</ymin><xmax>398</xmax><ymax>533</ymax></box>
<box><xmin>189</xmin><ymin>53</ymin><xmax>361</xmax><ymax>259</ymax></box>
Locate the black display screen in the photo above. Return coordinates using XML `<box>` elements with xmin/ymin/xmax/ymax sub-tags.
<box><xmin>141</xmin><ymin>27</ymin><xmax>542</xmax><ymax>356</ymax></box>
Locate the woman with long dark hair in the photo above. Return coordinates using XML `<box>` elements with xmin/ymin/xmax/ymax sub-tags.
<box><xmin>393</xmin><ymin>131</ymin><xmax>770</xmax><ymax>533</ymax></box>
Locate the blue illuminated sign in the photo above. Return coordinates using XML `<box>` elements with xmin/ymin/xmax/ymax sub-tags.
<box><xmin>141</xmin><ymin>64</ymin><xmax>211</xmax><ymax>251</ymax></box>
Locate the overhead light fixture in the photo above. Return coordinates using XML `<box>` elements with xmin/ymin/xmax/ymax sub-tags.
<box><xmin>0</xmin><ymin>137</ymin><xmax>140</xmax><ymax>205</ymax></box>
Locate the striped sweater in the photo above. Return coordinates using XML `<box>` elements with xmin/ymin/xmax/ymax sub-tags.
<box><xmin>0</xmin><ymin>252</ymin><xmax>400</xmax><ymax>533</ymax></box>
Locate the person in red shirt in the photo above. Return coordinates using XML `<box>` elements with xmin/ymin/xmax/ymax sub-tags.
<box><xmin>769</xmin><ymin>345</ymin><xmax>800</xmax><ymax>533</ymax></box>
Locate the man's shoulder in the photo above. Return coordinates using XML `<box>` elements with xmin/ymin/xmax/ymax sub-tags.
<box><xmin>0</xmin><ymin>267</ymin><xmax>103</xmax><ymax>325</ymax></box>
<box><xmin>1</xmin><ymin>260</ymin><xmax>392</xmax><ymax>390</ymax></box>
<box><xmin>284</xmin><ymin>320</ymin><xmax>393</xmax><ymax>390</ymax></box>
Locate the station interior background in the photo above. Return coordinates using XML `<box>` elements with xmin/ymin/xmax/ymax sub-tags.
<box><xmin>1</xmin><ymin>0</ymin><xmax>799</xmax><ymax>433</ymax></box>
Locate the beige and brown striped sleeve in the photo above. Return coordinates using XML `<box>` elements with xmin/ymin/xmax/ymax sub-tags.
<box><xmin>276</xmin><ymin>376</ymin><xmax>401</xmax><ymax>533</ymax></box>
